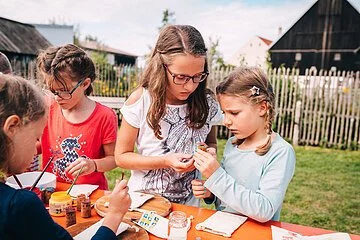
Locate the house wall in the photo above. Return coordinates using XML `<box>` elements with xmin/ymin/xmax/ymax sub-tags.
<box><xmin>33</xmin><ymin>24</ymin><xmax>73</xmax><ymax>46</ymax></box>
<box><xmin>107</xmin><ymin>53</ymin><xmax>115</xmax><ymax>65</ymax></box>
<box><xmin>228</xmin><ymin>36</ymin><xmax>270</xmax><ymax>69</ymax></box>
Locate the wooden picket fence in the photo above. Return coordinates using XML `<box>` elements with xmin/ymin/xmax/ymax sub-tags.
<box><xmin>11</xmin><ymin>60</ymin><xmax>360</xmax><ymax>150</ymax></box>
<box><xmin>269</xmin><ymin>68</ymin><xmax>360</xmax><ymax>150</ymax></box>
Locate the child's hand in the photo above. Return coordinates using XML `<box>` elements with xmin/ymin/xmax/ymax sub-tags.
<box><xmin>165</xmin><ymin>152</ymin><xmax>195</xmax><ymax>173</ymax></box>
<box><xmin>108</xmin><ymin>179</ymin><xmax>131</xmax><ymax>216</ymax></box>
<box><xmin>191</xmin><ymin>179</ymin><xmax>212</xmax><ymax>199</ymax></box>
<box><xmin>65</xmin><ymin>157</ymin><xmax>96</xmax><ymax>177</ymax></box>
<box><xmin>193</xmin><ymin>148</ymin><xmax>220</xmax><ymax>178</ymax></box>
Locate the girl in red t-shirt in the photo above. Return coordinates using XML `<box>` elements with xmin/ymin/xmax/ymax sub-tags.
<box><xmin>36</xmin><ymin>44</ymin><xmax>118</xmax><ymax>190</ymax></box>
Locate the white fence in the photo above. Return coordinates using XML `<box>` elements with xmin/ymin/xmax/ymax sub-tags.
<box><xmin>12</xmin><ymin>60</ymin><xmax>360</xmax><ymax>150</ymax></box>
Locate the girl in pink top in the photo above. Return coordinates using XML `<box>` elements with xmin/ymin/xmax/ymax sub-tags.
<box><xmin>37</xmin><ymin>44</ymin><xmax>118</xmax><ymax>190</ymax></box>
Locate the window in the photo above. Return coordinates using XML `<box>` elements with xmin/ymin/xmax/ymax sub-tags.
<box><xmin>334</xmin><ymin>53</ymin><xmax>341</xmax><ymax>61</ymax></box>
<box><xmin>295</xmin><ymin>53</ymin><xmax>302</xmax><ymax>61</ymax></box>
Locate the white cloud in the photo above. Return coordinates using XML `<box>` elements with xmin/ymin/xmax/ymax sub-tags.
<box><xmin>1</xmin><ymin>0</ymin><xmax>359</xmax><ymax>61</ymax></box>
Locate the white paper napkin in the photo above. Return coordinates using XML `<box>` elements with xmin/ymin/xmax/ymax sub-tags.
<box><xmin>271</xmin><ymin>225</ymin><xmax>351</xmax><ymax>240</ymax></box>
<box><xmin>74</xmin><ymin>219</ymin><xmax>130</xmax><ymax>240</ymax></box>
<box><xmin>69</xmin><ymin>184</ymin><xmax>99</xmax><ymax>198</ymax></box>
<box><xmin>196</xmin><ymin>211</ymin><xmax>247</xmax><ymax>237</ymax></box>
<box><xmin>129</xmin><ymin>192</ymin><xmax>154</xmax><ymax>209</ymax></box>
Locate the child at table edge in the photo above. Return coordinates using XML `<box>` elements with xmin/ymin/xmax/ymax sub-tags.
<box><xmin>0</xmin><ymin>74</ymin><xmax>131</xmax><ymax>240</ymax></box>
<box><xmin>192</xmin><ymin>67</ymin><xmax>296</xmax><ymax>223</ymax></box>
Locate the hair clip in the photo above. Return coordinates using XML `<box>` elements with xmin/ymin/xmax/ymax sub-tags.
<box><xmin>250</xmin><ymin>86</ymin><xmax>260</xmax><ymax>96</ymax></box>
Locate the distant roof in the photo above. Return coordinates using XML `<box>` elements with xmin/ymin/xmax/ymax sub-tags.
<box><xmin>258</xmin><ymin>36</ymin><xmax>272</xmax><ymax>46</ymax></box>
<box><xmin>0</xmin><ymin>17</ymin><xmax>51</xmax><ymax>55</ymax></box>
<box><xmin>79</xmin><ymin>40</ymin><xmax>137</xmax><ymax>57</ymax></box>
<box><xmin>32</xmin><ymin>23</ymin><xmax>73</xmax><ymax>30</ymax></box>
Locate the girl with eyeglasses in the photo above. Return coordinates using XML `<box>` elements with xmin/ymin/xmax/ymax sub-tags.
<box><xmin>115</xmin><ymin>25</ymin><xmax>222</xmax><ymax>206</ymax></box>
<box><xmin>36</xmin><ymin>44</ymin><xmax>118</xmax><ymax>190</ymax></box>
<box><xmin>0</xmin><ymin>74</ymin><xmax>131</xmax><ymax>240</ymax></box>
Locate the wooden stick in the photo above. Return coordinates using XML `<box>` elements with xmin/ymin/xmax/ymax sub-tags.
<box><xmin>13</xmin><ymin>175</ymin><xmax>23</xmax><ymax>189</ymax></box>
<box><xmin>121</xmin><ymin>171</ymin><xmax>124</xmax><ymax>180</ymax></box>
<box><xmin>67</xmin><ymin>165</ymin><xmax>84</xmax><ymax>195</ymax></box>
<box><xmin>29</xmin><ymin>156</ymin><xmax>53</xmax><ymax>191</ymax></box>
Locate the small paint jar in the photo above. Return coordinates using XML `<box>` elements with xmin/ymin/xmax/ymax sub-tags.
<box><xmin>76</xmin><ymin>194</ymin><xmax>86</xmax><ymax>212</ymax></box>
<box><xmin>40</xmin><ymin>187</ymin><xmax>55</xmax><ymax>204</ymax></box>
<box><xmin>196</xmin><ymin>143</ymin><xmax>208</xmax><ymax>151</ymax></box>
<box><xmin>49</xmin><ymin>191</ymin><xmax>72</xmax><ymax>217</ymax></box>
<box><xmin>81</xmin><ymin>198</ymin><xmax>91</xmax><ymax>218</ymax></box>
<box><xmin>65</xmin><ymin>206</ymin><xmax>77</xmax><ymax>227</ymax></box>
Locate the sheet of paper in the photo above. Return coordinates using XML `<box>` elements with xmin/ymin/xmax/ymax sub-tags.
<box><xmin>129</xmin><ymin>192</ymin><xmax>154</xmax><ymax>209</ymax></box>
<box><xmin>271</xmin><ymin>226</ymin><xmax>351</xmax><ymax>240</ymax></box>
<box><xmin>136</xmin><ymin>211</ymin><xmax>169</xmax><ymax>239</ymax></box>
<box><xmin>69</xmin><ymin>184</ymin><xmax>99</xmax><ymax>198</ymax></box>
<box><xmin>74</xmin><ymin>219</ymin><xmax>129</xmax><ymax>240</ymax></box>
<box><xmin>196</xmin><ymin>211</ymin><xmax>247</xmax><ymax>237</ymax></box>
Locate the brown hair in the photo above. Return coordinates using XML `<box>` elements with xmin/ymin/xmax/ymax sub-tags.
<box><xmin>0</xmin><ymin>74</ymin><xmax>46</xmax><ymax>179</ymax></box>
<box><xmin>216</xmin><ymin>67</ymin><xmax>275</xmax><ymax>155</ymax></box>
<box><xmin>37</xmin><ymin>44</ymin><xmax>96</xmax><ymax>95</ymax></box>
<box><xmin>141</xmin><ymin>25</ymin><xmax>209</xmax><ymax>139</ymax></box>
<box><xmin>0</xmin><ymin>52</ymin><xmax>12</xmax><ymax>74</ymax></box>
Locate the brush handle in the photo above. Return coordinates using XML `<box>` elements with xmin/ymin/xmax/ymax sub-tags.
<box><xmin>67</xmin><ymin>165</ymin><xmax>84</xmax><ymax>195</ymax></box>
<box><xmin>13</xmin><ymin>175</ymin><xmax>23</xmax><ymax>189</ymax></box>
<box><xmin>29</xmin><ymin>156</ymin><xmax>53</xmax><ymax>191</ymax></box>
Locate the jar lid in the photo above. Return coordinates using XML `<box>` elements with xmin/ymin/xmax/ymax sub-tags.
<box><xmin>50</xmin><ymin>191</ymin><xmax>72</xmax><ymax>201</ymax></box>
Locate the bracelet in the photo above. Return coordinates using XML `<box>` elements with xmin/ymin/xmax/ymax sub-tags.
<box><xmin>92</xmin><ymin>160</ymin><xmax>98</xmax><ymax>172</ymax></box>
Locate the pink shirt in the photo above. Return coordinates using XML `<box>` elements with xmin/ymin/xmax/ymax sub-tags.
<box><xmin>41</xmin><ymin>101</ymin><xmax>117</xmax><ymax>190</ymax></box>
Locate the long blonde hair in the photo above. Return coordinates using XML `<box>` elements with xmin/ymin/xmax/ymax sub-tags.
<box><xmin>0</xmin><ymin>75</ymin><xmax>46</xmax><ymax>181</ymax></box>
<box><xmin>141</xmin><ymin>25</ymin><xmax>209</xmax><ymax>139</ymax></box>
<box><xmin>216</xmin><ymin>67</ymin><xmax>275</xmax><ymax>155</ymax></box>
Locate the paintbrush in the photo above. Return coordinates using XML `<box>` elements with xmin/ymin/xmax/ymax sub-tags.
<box><xmin>29</xmin><ymin>156</ymin><xmax>54</xmax><ymax>191</ymax></box>
<box><xmin>13</xmin><ymin>175</ymin><xmax>23</xmax><ymax>189</ymax></box>
<box><xmin>66</xmin><ymin>165</ymin><xmax>84</xmax><ymax>195</ymax></box>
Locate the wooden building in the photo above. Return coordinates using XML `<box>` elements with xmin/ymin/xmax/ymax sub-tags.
<box><xmin>269</xmin><ymin>0</ymin><xmax>360</xmax><ymax>73</ymax></box>
<box><xmin>0</xmin><ymin>17</ymin><xmax>50</xmax><ymax>63</ymax></box>
<box><xmin>79</xmin><ymin>40</ymin><xmax>137</xmax><ymax>66</ymax></box>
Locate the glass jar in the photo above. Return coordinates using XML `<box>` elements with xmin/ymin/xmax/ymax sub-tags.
<box><xmin>49</xmin><ymin>191</ymin><xmax>72</xmax><ymax>217</ymax></box>
<box><xmin>168</xmin><ymin>211</ymin><xmax>187</xmax><ymax>240</ymax></box>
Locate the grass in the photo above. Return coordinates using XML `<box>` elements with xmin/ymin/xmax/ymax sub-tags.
<box><xmin>106</xmin><ymin>140</ymin><xmax>360</xmax><ymax>235</ymax></box>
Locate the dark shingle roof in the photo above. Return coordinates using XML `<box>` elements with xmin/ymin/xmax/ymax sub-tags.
<box><xmin>0</xmin><ymin>17</ymin><xmax>50</xmax><ymax>55</ymax></box>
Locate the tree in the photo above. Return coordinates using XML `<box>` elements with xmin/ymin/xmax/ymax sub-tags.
<box><xmin>144</xmin><ymin>9</ymin><xmax>176</xmax><ymax>60</ymax></box>
<box><xmin>85</xmin><ymin>35</ymin><xmax>99</xmax><ymax>42</ymax></box>
<box><xmin>207</xmin><ymin>37</ymin><xmax>234</xmax><ymax>69</ymax></box>
<box><xmin>159</xmin><ymin>9</ymin><xmax>176</xmax><ymax>30</ymax></box>
<box><xmin>73</xmin><ymin>24</ymin><xmax>81</xmax><ymax>45</ymax></box>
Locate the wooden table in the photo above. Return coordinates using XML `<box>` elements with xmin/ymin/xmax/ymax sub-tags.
<box><xmin>53</xmin><ymin>182</ymin><xmax>360</xmax><ymax>240</ymax></box>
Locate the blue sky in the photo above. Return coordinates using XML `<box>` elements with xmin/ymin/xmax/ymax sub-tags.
<box><xmin>1</xmin><ymin>0</ymin><xmax>359</xmax><ymax>62</ymax></box>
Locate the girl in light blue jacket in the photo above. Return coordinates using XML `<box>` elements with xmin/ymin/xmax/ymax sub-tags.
<box><xmin>192</xmin><ymin>67</ymin><xmax>296</xmax><ymax>223</ymax></box>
